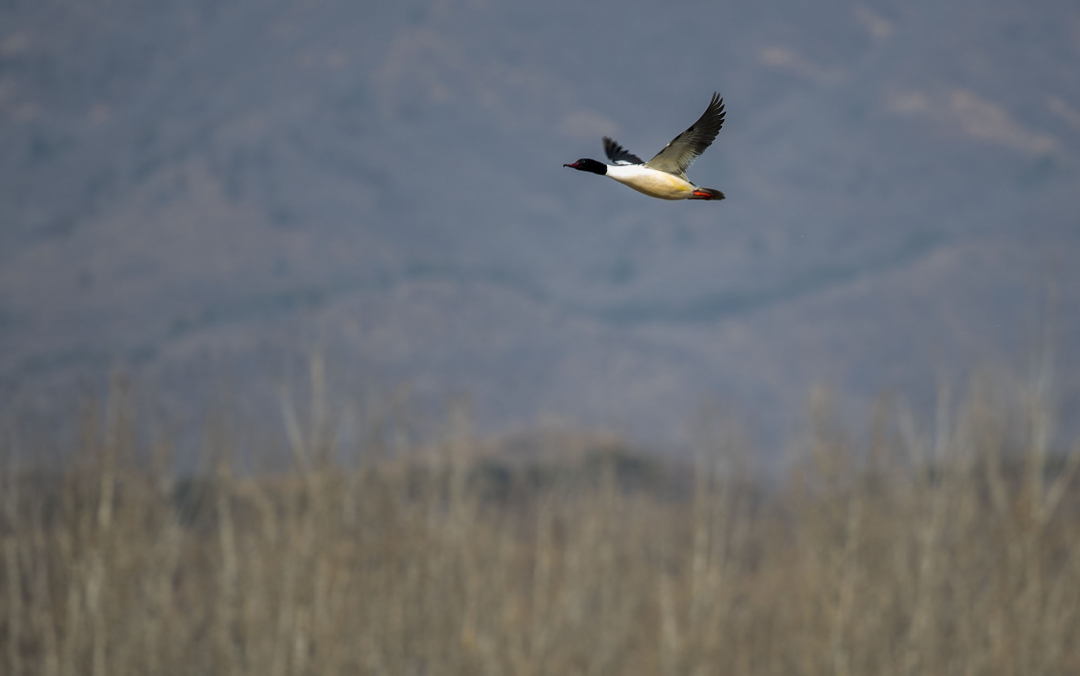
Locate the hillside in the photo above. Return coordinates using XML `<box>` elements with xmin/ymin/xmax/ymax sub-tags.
<box><xmin>2</xmin><ymin>0</ymin><xmax>1079</xmax><ymax>448</ymax></box>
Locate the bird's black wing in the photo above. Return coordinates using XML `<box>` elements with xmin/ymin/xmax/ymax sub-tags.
<box><xmin>603</xmin><ymin>137</ymin><xmax>644</xmax><ymax>165</ymax></box>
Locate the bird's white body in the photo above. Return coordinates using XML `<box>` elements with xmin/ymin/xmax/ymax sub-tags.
<box><xmin>605</xmin><ymin>164</ymin><xmax>697</xmax><ymax>200</ymax></box>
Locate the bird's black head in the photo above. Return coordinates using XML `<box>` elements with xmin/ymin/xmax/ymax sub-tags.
<box><xmin>563</xmin><ymin>158</ymin><xmax>607</xmax><ymax>176</ymax></box>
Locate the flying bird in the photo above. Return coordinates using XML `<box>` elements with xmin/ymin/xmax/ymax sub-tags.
<box><xmin>563</xmin><ymin>92</ymin><xmax>726</xmax><ymax>201</ymax></box>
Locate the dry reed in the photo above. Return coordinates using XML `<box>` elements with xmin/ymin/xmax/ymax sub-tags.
<box><xmin>1</xmin><ymin>372</ymin><xmax>1078</xmax><ymax>676</ymax></box>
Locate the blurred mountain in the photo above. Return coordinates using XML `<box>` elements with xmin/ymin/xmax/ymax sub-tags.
<box><xmin>2</xmin><ymin>0</ymin><xmax>1079</xmax><ymax>450</ymax></box>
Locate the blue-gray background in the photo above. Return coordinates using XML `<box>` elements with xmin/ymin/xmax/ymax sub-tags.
<box><xmin>2</xmin><ymin>0</ymin><xmax>1078</xmax><ymax>451</ymax></box>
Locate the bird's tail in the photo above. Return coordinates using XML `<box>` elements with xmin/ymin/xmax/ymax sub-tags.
<box><xmin>691</xmin><ymin>188</ymin><xmax>725</xmax><ymax>201</ymax></box>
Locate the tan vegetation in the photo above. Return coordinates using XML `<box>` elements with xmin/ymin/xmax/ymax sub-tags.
<box><xmin>2</xmin><ymin>370</ymin><xmax>1079</xmax><ymax>676</ymax></box>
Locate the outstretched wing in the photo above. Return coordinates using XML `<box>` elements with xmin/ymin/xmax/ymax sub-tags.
<box><xmin>603</xmin><ymin>137</ymin><xmax>644</xmax><ymax>165</ymax></box>
<box><xmin>644</xmin><ymin>93</ymin><xmax>725</xmax><ymax>178</ymax></box>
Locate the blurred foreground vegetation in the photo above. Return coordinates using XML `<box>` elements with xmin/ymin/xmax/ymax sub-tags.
<box><xmin>2</xmin><ymin>371</ymin><xmax>1079</xmax><ymax>676</ymax></box>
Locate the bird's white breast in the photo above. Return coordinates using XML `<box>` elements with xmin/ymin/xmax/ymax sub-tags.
<box><xmin>605</xmin><ymin>165</ymin><xmax>695</xmax><ymax>200</ymax></box>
